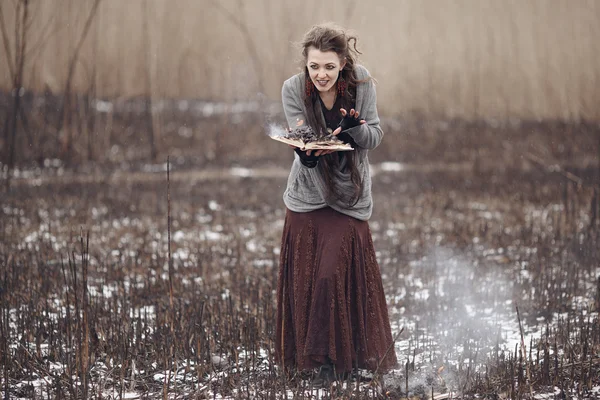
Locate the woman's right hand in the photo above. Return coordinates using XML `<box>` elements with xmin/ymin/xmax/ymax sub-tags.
<box><xmin>294</xmin><ymin>147</ymin><xmax>319</xmax><ymax>168</ymax></box>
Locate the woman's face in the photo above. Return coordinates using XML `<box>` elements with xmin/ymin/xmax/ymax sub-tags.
<box><xmin>306</xmin><ymin>47</ymin><xmax>346</xmax><ymax>94</ymax></box>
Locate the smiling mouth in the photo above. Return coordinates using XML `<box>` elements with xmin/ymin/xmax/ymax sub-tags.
<box><xmin>316</xmin><ymin>80</ymin><xmax>329</xmax><ymax>87</ymax></box>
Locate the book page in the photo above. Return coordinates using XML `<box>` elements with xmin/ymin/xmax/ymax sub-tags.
<box><xmin>268</xmin><ymin>123</ymin><xmax>354</xmax><ymax>151</ymax></box>
<box><xmin>270</xmin><ymin>135</ymin><xmax>306</xmax><ymax>149</ymax></box>
<box><xmin>270</xmin><ymin>135</ymin><xmax>353</xmax><ymax>151</ymax></box>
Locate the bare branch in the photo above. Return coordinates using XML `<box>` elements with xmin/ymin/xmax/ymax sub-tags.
<box><xmin>17</xmin><ymin>0</ymin><xmax>30</xmax><ymax>83</ymax></box>
<box><xmin>142</xmin><ymin>0</ymin><xmax>158</xmax><ymax>160</ymax></box>
<box><xmin>524</xmin><ymin>152</ymin><xmax>597</xmax><ymax>189</ymax></box>
<box><xmin>262</xmin><ymin>0</ymin><xmax>277</xmax><ymax>51</ymax></box>
<box><xmin>3</xmin><ymin>0</ymin><xmax>29</xmax><ymax>186</ymax></box>
<box><xmin>14</xmin><ymin>0</ymin><xmax>21</xmax><ymax>79</ymax></box>
<box><xmin>25</xmin><ymin>5</ymin><xmax>62</xmax><ymax>59</ymax></box>
<box><xmin>280</xmin><ymin>2</ymin><xmax>297</xmax><ymax>83</ymax></box>
<box><xmin>208</xmin><ymin>0</ymin><xmax>265</xmax><ymax>93</ymax></box>
<box><xmin>58</xmin><ymin>0</ymin><xmax>102</xmax><ymax>160</ymax></box>
<box><xmin>67</xmin><ymin>0</ymin><xmax>101</xmax><ymax>78</ymax></box>
<box><xmin>0</xmin><ymin>2</ymin><xmax>15</xmax><ymax>79</ymax></box>
<box><xmin>23</xmin><ymin>0</ymin><xmax>38</xmax><ymax>32</ymax></box>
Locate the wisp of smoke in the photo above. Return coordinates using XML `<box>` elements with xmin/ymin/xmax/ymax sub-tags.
<box><xmin>266</xmin><ymin>123</ymin><xmax>288</xmax><ymax>138</ymax></box>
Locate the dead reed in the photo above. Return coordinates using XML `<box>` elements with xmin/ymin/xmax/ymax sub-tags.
<box><xmin>1</xmin><ymin>105</ymin><xmax>599</xmax><ymax>397</ymax></box>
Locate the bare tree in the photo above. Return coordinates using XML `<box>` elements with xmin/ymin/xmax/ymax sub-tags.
<box><xmin>0</xmin><ymin>0</ymin><xmax>30</xmax><ymax>190</ymax></box>
<box><xmin>57</xmin><ymin>0</ymin><xmax>101</xmax><ymax>163</ymax></box>
<box><xmin>23</xmin><ymin>4</ymin><xmax>63</xmax><ymax>167</ymax></box>
<box><xmin>85</xmin><ymin>11</ymin><xmax>100</xmax><ymax>162</ymax></box>
<box><xmin>74</xmin><ymin>6</ymin><xmax>101</xmax><ymax>163</ymax></box>
<box><xmin>208</xmin><ymin>0</ymin><xmax>266</xmax><ymax>94</ymax></box>
<box><xmin>142</xmin><ymin>1</ymin><xmax>158</xmax><ymax>161</ymax></box>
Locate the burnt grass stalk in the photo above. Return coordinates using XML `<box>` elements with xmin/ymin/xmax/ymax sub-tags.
<box><xmin>1</xmin><ymin>114</ymin><xmax>600</xmax><ymax>398</ymax></box>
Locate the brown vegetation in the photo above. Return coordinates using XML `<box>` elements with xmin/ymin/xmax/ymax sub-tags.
<box><xmin>1</xmin><ymin>123</ymin><xmax>599</xmax><ymax>397</ymax></box>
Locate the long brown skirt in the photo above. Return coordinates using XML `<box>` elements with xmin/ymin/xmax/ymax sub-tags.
<box><xmin>276</xmin><ymin>207</ymin><xmax>398</xmax><ymax>374</ymax></box>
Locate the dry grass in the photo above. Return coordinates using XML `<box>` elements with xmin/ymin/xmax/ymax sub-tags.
<box><xmin>1</xmin><ymin>125</ymin><xmax>599</xmax><ymax>397</ymax></box>
<box><xmin>0</xmin><ymin>0</ymin><xmax>599</xmax><ymax>120</ymax></box>
<box><xmin>1</xmin><ymin>86</ymin><xmax>599</xmax><ymax>398</ymax></box>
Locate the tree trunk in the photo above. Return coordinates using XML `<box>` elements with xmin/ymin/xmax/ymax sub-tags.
<box><xmin>4</xmin><ymin>0</ymin><xmax>29</xmax><ymax>190</ymax></box>
<box><xmin>142</xmin><ymin>1</ymin><xmax>157</xmax><ymax>161</ymax></box>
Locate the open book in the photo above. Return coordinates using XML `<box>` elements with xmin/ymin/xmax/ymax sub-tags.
<box><xmin>269</xmin><ymin>124</ymin><xmax>354</xmax><ymax>151</ymax></box>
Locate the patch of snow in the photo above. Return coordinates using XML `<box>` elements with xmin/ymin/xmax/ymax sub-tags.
<box><xmin>201</xmin><ymin>231</ymin><xmax>221</xmax><ymax>241</ymax></box>
<box><xmin>379</xmin><ymin>162</ymin><xmax>405</xmax><ymax>172</ymax></box>
<box><xmin>94</xmin><ymin>100</ymin><xmax>113</xmax><ymax>113</ymax></box>
<box><xmin>230</xmin><ymin>167</ymin><xmax>254</xmax><ymax>177</ymax></box>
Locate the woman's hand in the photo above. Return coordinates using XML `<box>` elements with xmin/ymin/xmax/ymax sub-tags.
<box><xmin>289</xmin><ymin>117</ymin><xmax>337</xmax><ymax>157</ymax></box>
<box><xmin>290</xmin><ymin>146</ymin><xmax>334</xmax><ymax>157</ymax></box>
<box><xmin>309</xmin><ymin>149</ymin><xmax>336</xmax><ymax>156</ymax></box>
<box><xmin>332</xmin><ymin>108</ymin><xmax>366</xmax><ymax>135</ymax></box>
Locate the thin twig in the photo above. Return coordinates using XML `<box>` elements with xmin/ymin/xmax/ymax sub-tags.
<box><xmin>58</xmin><ymin>0</ymin><xmax>101</xmax><ymax>158</ymax></box>
<box><xmin>167</xmin><ymin>155</ymin><xmax>173</xmax><ymax>311</ymax></box>
<box><xmin>516</xmin><ymin>305</ymin><xmax>533</xmax><ymax>399</ymax></box>
<box><xmin>0</xmin><ymin>2</ymin><xmax>15</xmax><ymax>79</ymax></box>
<box><xmin>374</xmin><ymin>326</ymin><xmax>404</xmax><ymax>377</ymax></box>
<box><xmin>525</xmin><ymin>152</ymin><xmax>597</xmax><ymax>189</ymax></box>
<box><xmin>24</xmin><ymin>6</ymin><xmax>62</xmax><ymax>60</ymax></box>
<box><xmin>547</xmin><ymin>357</ymin><xmax>600</xmax><ymax>371</ymax></box>
<box><xmin>207</xmin><ymin>0</ymin><xmax>265</xmax><ymax>93</ymax></box>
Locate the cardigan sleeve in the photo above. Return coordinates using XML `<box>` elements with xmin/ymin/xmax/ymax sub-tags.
<box><xmin>281</xmin><ymin>75</ymin><xmax>316</xmax><ymax>167</ymax></box>
<box><xmin>281</xmin><ymin>76</ymin><xmax>306</xmax><ymax>129</ymax></box>
<box><xmin>344</xmin><ymin>69</ymin><xmax>384</xmax><ymax>150</ymax></box>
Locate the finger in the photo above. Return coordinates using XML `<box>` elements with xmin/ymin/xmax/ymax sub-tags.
<box><xmin>340</xmin><ymin>108</ymin><xmax>347</xmax><ymax>116</ymax></box>
<box><xmin>296</xmin><ymin>119</ymin><xmax>304</xmax><ymax>127</ymax></box>
<box><xmin>350</xmin><ymin>108</ymin><xmax>356</xmax><ymax>116</ymax></box>
<box><xmin>314</xmin><ymin>150</ymin><xmax>323</xmax><ymax>157</ymax></box>
<box><xmin>360</xmin><ymin>120</ymin><xmax>366</xmax><ymax>124</ymax></box>
<box><xmin>306</xmin><ymin>149</ymin><xmax>312</xmax><ymax>156</ymax></box>
<box><xmin>332</xmin><ymin>127</ymin><xmax>342</xmax><ymax>136</ymax></box>
<box><xmin>354</xmin><ymin>111</ymin><xmax>360</xmax><ymax>119</ymax></box>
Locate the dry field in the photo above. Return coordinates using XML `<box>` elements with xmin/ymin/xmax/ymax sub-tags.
<box><xmin>1</xmin><ymin>97</ymin><xmax>600</xmax><ymax>398</ymax></box>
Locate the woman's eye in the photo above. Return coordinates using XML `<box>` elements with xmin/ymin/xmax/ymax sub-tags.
<box><xmin>327</xmin><ymin>65</ymin><xmax>335</xmax><ymax>70</ymax></box>
<box><xmin>310</xmin><ymin>65</ymin><xmax>318</xmax><ymax>69</ymax></box>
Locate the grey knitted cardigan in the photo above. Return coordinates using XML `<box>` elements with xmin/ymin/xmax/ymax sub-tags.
<box><xmin>281</xmin><ymin>65</ymin><xmax>383</xmax><ymax>221</ymax></box>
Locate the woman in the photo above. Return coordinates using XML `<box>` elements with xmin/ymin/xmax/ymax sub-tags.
<box><xmin>275</xmin><ymin>23</ymin><xmax>398</xmax><ymax>382</ymax></box>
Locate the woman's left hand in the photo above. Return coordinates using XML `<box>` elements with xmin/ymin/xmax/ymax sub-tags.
<box><xmin>332</xmin><ymin>108</ymin><xmax>366</xmax><ymax>135</ymax></box>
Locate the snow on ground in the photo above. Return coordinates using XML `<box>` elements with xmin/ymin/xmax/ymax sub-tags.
<box><xmin>3</xmin><ymin>163</ymin><xmax>599</xmax><ymax>398</ymax></box>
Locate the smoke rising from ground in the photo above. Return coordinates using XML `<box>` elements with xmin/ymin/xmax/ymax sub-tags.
<box><xmin>384</xmin><ymin>245</ymin><xmax>521</xmax><ymax>395</ymax></box>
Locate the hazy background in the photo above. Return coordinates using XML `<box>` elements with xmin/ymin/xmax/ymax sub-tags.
<box><xmin>1</xmin><ymin>0</ymin><xmax>599</xmax><ymax>120</ymax></box>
